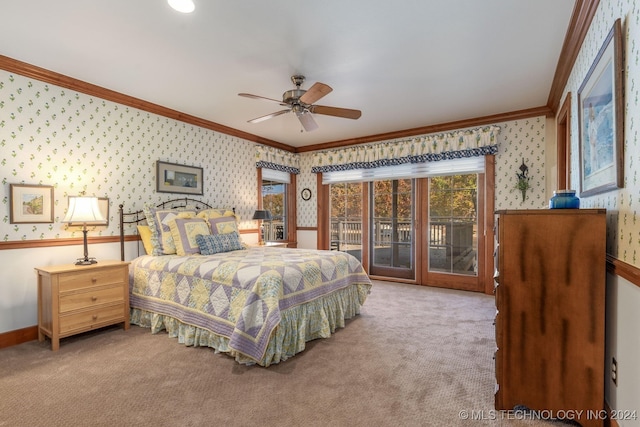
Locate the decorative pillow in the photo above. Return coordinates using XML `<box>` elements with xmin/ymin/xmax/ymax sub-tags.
<box><xmin>196</xmin><ymin>232</ymin><xmax>244</xmax><ymax>255</ymax></box>
<box><xmin>143</xmin><ymin>204</ymin><xmax>195</xmax><ymax>255</ymax></box>
<box><xmin>169</xmin><ymin>217</ymin><xmax>211</xmax><ymax>256</ymax></box>
<box><xmin>208</xmin><ymin>216</ymin><xmax>239</xmax><ymax>235</ymax></box>
<box><xmin>137</xmin><ymin>225</ymin><xmax>154</xmax><ymax>255</ymax></box>
<box><xmin>196</xmin><ymin>208</ymin><xmax>236</xmax><ymax>220</ymax></box>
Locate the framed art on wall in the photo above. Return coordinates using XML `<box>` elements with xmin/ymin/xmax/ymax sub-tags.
<box><xmin>9</xmin><ymin>184</ymin><xmax>54</xmax><ymax>224</ymax></box>
<box><xmin>578</xmin><ymin>18</ymin><xmax>624</xmax><ymax>197</ymax></box>
<box><xmin>156</xmin><ymin>161</ymin><xmax>203</xmax><ymax>195</ymax></box>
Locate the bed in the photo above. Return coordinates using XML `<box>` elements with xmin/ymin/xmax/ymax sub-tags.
<box><xmin>119</xmin><ymin>198</ymin><xmax>372</xmax><ymax>366</ymax></box>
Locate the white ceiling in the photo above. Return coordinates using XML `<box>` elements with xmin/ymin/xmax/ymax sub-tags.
<box><xmin>1</xmin><ymin>0</ymin><xmax>576</xmax><ymax>148</ymax></box>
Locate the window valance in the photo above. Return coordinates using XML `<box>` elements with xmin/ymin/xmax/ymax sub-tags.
<box><xmin>310</xmin><ymin>125</ymin><xmax>500</xmax><ymax>173</ymax></box>
<box><xmin>255</xmin><ymin>145</ymin><xmax>300</xmax><ymax>174</ymax></box>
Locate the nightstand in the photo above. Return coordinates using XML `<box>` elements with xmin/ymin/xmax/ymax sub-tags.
<box><xmin>35</xmin><ymin>260</ymin><xmax>130</xmax><ymax>351</ymax></box>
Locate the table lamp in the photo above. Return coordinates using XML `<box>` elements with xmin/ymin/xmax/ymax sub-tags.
<box><xmin>252</xmin><ymin>209</ymin><xmax>272</xmax><ymax>245</ymax></box>
<box><xmin>63</xmin><ymin>196</ymin><xmax>107</xmax><ymax>265</ymax></box>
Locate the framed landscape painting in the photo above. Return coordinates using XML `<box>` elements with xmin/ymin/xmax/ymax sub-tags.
<box><xmin>578</xmin><ymin>18</ymin><xmax>624</xmax><ymax>197</ymax></box>
<box><xmin>156</xmin><ymin>161</ymin><xmax>203</xmax><ymax>195</ymax></box>
<box><xmin>10</xmin><ymin>184</ymin><xmax>54</xmax><ymax>224</ymax></box>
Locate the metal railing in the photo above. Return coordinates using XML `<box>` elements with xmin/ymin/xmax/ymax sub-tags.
<box><xmin>330</xmin><ymin>219</ymin><xmax>474</xmax><ymax>249</ymax></box>
<box><xmin>263</xmin><ymin>220</ymin><xmax>285</xmax><ymax>241</ymax></box>
<box><xmin>330</xmin><ymin>219</ymin><xmax>413</xmax><ymax>250</ymax></box>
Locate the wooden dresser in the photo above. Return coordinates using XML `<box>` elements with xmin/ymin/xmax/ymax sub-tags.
<box><xmin>36</xmin><ymin>260</ymin><xmax>130</xmax><ymax>350</ymax></box>
<box><xmin>494</xmin><ymin>209</ymin><xmax>606</xmax><ymax>427</ymax></box>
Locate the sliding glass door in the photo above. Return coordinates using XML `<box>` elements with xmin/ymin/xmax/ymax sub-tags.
<box><xmin>329</xmin><ymin>182</ymin><xmax>363</xmax><ymax>261</ymax></box>
<box><xmin>423</xmin><ymin>173</ymin><xmax>484</xmax><ymax>291</ymax></box>
<box><xmin>369</xmin><ymin>179</ymin><xmax>414</xmax><ymax>279</ymax></box>
<box><xmin>428</xmin><ymin>174</ymin><xmax>478</xmax><ymax>275</ymax></box>
<box><xmin>324</xmin><ymin>157</ymin><xmax>490</xmax><ymax>292</ymax></box>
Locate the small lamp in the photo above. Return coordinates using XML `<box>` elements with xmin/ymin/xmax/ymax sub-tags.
<box><xmin>63</xmin><ymin>196</ymin><xmax>107</xmax><ymax>265</ymax></box>
<box><xmin>252</xmin><ymin>209</ymin><xmax>272</xmax><ymax>245</ymax></box>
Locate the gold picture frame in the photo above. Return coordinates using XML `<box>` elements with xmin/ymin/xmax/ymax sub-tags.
<box><xmin>9</xmin><ymin>184</ymin><xmax>54</xmax><ymax>224</ymax></box>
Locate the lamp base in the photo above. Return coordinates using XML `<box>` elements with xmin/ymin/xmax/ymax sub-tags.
<box><xmin>75</xmin><ymin>257</ymin><xmax>98</xmax><ymax>266</ymax></box>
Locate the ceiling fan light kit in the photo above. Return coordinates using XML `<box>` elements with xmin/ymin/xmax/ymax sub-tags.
<box><xmin>239</xmin><ymin>75</ymin><xmax>361</xmax><ymax>132</ymax></box>
<box><xmin>168</xmin><ymin>0</ymin><xmax>195</xmax><ymax>13</ymax></box>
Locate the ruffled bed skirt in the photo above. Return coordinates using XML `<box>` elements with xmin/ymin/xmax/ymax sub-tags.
<box><xmin>130</xmin><ymin>283</ymin><xmax>370</xmax><ymax>366</ymax></box>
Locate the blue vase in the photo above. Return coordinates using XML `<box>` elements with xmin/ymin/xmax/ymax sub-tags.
<box><xmin>549</xmin><ymin>190</ymin><xmax>580</xmax><ymax>209</ymax></box>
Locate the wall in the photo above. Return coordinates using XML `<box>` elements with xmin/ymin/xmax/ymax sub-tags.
<box><xmin>0</xmin><ymin>70</ymin><xmax>260</xmax><ymax>333</ymax></box>
<box><xmin>563</xmin><ymin>1</ymin><xmax>640</xmax><ymax>424</ymax></box>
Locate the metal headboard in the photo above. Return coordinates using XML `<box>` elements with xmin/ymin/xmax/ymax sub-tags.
<box><xmin>119</xmin><ymin>198</ymin><xmax>234</xmax><ymax>261</ymax></box>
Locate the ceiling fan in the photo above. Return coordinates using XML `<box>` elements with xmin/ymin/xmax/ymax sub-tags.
<box><xmin>238</xmin><ymin>75</ymin><xmax>361</xmax><ymax>132</ymax></box>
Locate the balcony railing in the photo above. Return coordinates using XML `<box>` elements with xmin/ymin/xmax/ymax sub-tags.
<box><xmin>329</xmin><ymin>219</ymin><xmax>477</xmax><ymax>274</ymax></box>
<box><xmin>263</xmin><ymin>218</ymin><xmax>476</xmax><ymax>273</ymax></box>
<box><xmin>331</xmin><ymin>220</ymin><xmax>413</xmax><ymax>248</ymax></box>
<box><xmin>263</xmin><ymin>220</ymin><xmax>285</xmax><ymax>241</ymax></box>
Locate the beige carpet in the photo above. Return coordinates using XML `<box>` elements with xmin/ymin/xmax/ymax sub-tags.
<box><xmin>0</xmin><ymin>281</ymin><xmax>552</xmax><ymax>427</ymax></box>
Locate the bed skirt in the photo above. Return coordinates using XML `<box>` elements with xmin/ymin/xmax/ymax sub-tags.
<box><xmin>130</xmin><ymin>282</ymin><xmax>370</xmax><ymax>366</ymax></box>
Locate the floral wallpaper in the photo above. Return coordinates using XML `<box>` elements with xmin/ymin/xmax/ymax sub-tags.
<box><xmin>0</xmin><ymin>68</ymin><xmax>567</xmax><ymax>244</ymax></box>
<box><xmin>0</xmin><ymin>71</ymin><xmax>259</xmax><ymax>241</ymax></box>
<box><xmin>563</xmin><ymin>0</ymin><xmax>640</xmax><ymax>266</ymax></box>
<box><xmin>494</xmin><ymin>117</ymin><xmax>547</xmax><ymax>210</ymax></box>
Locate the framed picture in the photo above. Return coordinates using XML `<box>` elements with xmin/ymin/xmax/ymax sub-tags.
<box><xmin>156</xmin><ymin>161</ymin><xmax>203</xmax><ymax>195</ymax></box>
<box><xmin>65</xmin><ymin>196</ymin><xmax>110</xmax><ymax>227</ymax></box>
<box><xmin>578</xmin><ymin>18</ymin><xmax>624</xmax><ymax>197</ymax></box>
<box><xmin>9</xmin><ymin>184</ymin><xmax>54</xmax><ymax>224</ymax></box>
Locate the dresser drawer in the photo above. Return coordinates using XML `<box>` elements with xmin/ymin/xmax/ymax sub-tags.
<box><xmin>59</xmin><ymin>284</ymin><xmax>124</xmax><ymax>313</ymax></box>
<box><xmin>59</xmin><ymin>304</ymin><xmax>125</xmax><ymax>336</ymax></box>
<box><xmin>58</xmin><ymin>267</ymin><xmax>126</xmax><ymax>292</ymax></box>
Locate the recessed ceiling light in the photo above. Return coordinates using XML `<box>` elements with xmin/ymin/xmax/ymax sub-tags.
<box><xmin>168</xmin><ymin>0</ymin><xmax>195</xmax><ymax>13</ymax></box>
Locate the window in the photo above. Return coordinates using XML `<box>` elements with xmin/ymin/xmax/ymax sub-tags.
<box><xmin>329</xmin><ymin>182</ymin><xmax>363</xmax><ymax>261</ymax></box>
<box><xmin>261</xmin><ymin>168</ymin><xmax>290</xmax><ymax>242</ymax></box>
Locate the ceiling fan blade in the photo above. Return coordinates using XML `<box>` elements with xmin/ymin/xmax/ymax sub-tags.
<box><xmin>310</xmin><ymin>105</ymin><xmax>362</xmax><ymax>120</ymax></box>
<box><xmin>296</xmin><ymin>111</ymin><xmax>319</xmax><ymax>132</ymax></box>
<box><xmin>299</xmin><ymin>82</ymin><xmax>332</xmax><ymax>105</ymax></box>
<box><xmin>248</xmin><ymin>109</ymin><xmax>290</xmax><ymax>123</ymax></box>
<box><xmin>238</xmin><ymin>93</ymin><xmax>288</xmax><ymax>106</ymax></box>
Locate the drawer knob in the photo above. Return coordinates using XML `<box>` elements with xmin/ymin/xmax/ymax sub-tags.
<box><xmin>91</xmin><ymin>296</ymin><xmax>98</xmax><ymax>302</ymax></box>
<box><xmin>92</xmin><ymin>315</ymin><xmax>98</xmax><ymax>320</ymax></box>
<box><xmin>91</xmin><ymin>278</ymin><xmax>97</xmax><ymax>283</ymax></box>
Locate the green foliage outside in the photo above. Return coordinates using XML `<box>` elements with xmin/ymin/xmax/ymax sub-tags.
<box><xmin>329</xmin><ymin>175</ymin><xmax>477</xmax><ymax>222</ymax></box>
<box><xmin>429</xmin><ymin>175</ymin><xmax>477</xmax><ymax>221</ymax></box>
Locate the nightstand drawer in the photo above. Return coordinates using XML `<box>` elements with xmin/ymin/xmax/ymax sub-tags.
<box><xmin>58</xmin><ymin>267</ymin><xmax>126</xmax><ymax>292</ymax></box>
<box><xmin>59</xmin><ymin>304</ymin><xmax>125</xmax><ymax>336</ymax></box>
<box><xmin>59</xmin><ymin>284</ymin><xmax>124</xmax><ymax>313</ymax></box>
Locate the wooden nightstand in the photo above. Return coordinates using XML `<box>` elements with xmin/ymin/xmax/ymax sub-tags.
<box><xmin>35</xmin><ymin>260</ymin><xmax>130</xmax><ymax>351</ymax></box>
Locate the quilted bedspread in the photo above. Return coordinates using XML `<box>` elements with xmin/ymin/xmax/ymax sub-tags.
<box><xmin>129</xmin><ymin>247</ymin><xmax>372</xmax><ymax>363</ymax></box>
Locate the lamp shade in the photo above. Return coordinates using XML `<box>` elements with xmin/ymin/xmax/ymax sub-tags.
<box><xmin>63</xmin><ymin>197</ymin><xmax>107</xmax><ymax>225</ymax></box>
<box><xmin>252</xmin><ymin>210</ymin><xmax>272</xmax><ymax>221</ymax></box>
